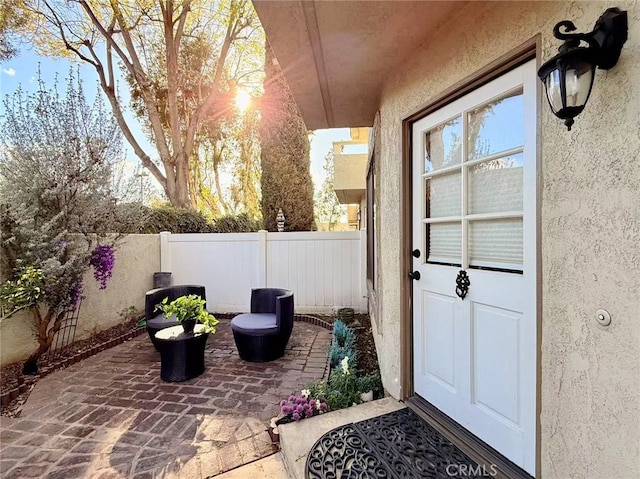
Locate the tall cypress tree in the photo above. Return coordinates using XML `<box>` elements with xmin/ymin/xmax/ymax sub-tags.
<box><xmin>259</xmin><ymin>40</ymin><xmax>315</xmax><ymax>231</ymax></box>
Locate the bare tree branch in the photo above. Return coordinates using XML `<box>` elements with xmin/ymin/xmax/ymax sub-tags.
<box><xmin>41</xmin><ymin>2</ymin><xmax>98</xmax><ymax>68</ymax></box>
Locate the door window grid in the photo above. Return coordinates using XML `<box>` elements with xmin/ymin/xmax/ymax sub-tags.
<box><xmin>422</xmin><ymin>88</ymin><xmax>524</xmax><ymax>272</ymax></box>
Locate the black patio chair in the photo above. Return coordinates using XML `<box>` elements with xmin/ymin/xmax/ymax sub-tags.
<box><xmin>145</xmin><ymin>285</ymin><xmax>206</xmax><ymax>350</ymax></box>
<box><xmin>231</xmin><ymin>288</ymin><xmax>294</xmax><ymax>362</ymax></box>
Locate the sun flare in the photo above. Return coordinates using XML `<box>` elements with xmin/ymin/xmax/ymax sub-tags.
<box><xmin>235</xmin><ymin>88</ymin><xmax>251</xmax><ymax>112</ymax></box>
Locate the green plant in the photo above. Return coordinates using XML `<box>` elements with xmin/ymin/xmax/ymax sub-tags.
<box><xmin>329</xmin><ymin>343</ymin><xmax>356</xmax><ymax>370</ymax></box>
<box><xmin>260</xmin><ymin>41</ymin><xmax>315</xmax><ymax>232</ymax></box>
<box><xmin>113</xmin><ymin>204</ymin><xmax>215</xmax><ymax>234</ymax></box>
<box><xmin>333</xmin><ymin>320</ymin><xmax>356</xmax><ymax>346</ymax></box>
<box><xmin>119</xmin><ymin>305</ymin><xmax>142</xmax><ymax>321</ymax></box>
<box><xmin>328</xmin><ymin>320</ymin><xmax>357</xmax><ymax>369</ymax></box>
<box><xmin>306</xmin><ymin>379</ymin><xmax>329</xmax><ymax>401</ymax></box>
<box><xmin>324</xmin><ymin>356</ymin><xmax>363</xmax><ymax>410</ymax></box>
<box><xmin>210</xmin><ymin>213</ymin><xmax>262</xmax><ymax>233</ymax></box>
<box><xmin>0</xmin><ymin>266</ymin><xmax>45</xmax><ymax>318</ymax></box>
<box><xmin>322</xmin><ymin>359</ymin><xmax>383</xmax><ymax>410</ymax></box>
<box><xmin>356</xmin><ymin>371</ymin><xmax>382</xmax><ymax>394</ymax></box>
<box><xmin>155</xmin><ymin>294</ymin><xmax>219</xmax><ymax>333</ymax></box>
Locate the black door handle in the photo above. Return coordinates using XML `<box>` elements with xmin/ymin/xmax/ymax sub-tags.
<box><xmin>408</xmin><ymin>271</ymin><xmax>421</xmax><ymax>280</ymax></box>
<box><xmin>412</xmin><ymin>249</ymin><xmax>421</xmax><ymax>258</ymax></box>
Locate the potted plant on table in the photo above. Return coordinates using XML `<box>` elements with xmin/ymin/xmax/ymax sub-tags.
<box><xmin>156</xmin><ymin>294</ymin><xmax>219</xmax><ymax>334</ymax></box>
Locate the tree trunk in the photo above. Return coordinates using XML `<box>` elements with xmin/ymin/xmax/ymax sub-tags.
<box><xmin>22</xmin><ymin>307</ymin><xmax>65</xmax><ymax>375</ymax></box>
<box><xmin>212</xmin><ymin>147</ymin><xmax>229</xmax><ymax>215</ymax></box>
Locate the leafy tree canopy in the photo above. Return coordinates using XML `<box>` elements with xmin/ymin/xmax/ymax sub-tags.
<box><xmin>14</xmin><ymin>0</ymin><xmax>264</xmax><ymax>209</ymax></box>
<box><xmin>0</xmin><ymin>0</ymin><xmax>28</xmax><ymax>61</ymax></box>
<box><xmin>314</xmin><ymin>149</ymin><xmax>347</xmax><ymax>231</ymax></box>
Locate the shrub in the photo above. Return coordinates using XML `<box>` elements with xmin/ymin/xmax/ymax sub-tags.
<box><xmin>328</xmin><ymin>320</ymin><xmax>357</xmax><ymax>369</ymax></box>
<box><xmin>210</xmin><ymin>213</ymin><xmax>262</xmax><ymax>233</ymax></box>
<box><xmin>260</xmin><ymin>42</ymin><xmax>315</xmax><ymax>232</ymax></box>
<box><xmin>325</xmin><ymin>356</ymin><xmax>362</xmax><ymax>410</ymax></box>
<box><xmin>113</xmin><ymin>204</ymin><xmax>214</xmax><ymax>233</ymax></box>
<box><xmin>333</xmin><ymin>320</ymin><xmax>356</xmax><ymax>347</ymax></box>
<box><xmin>356</xmin><ymin>371</ymin><xmax>382</xmax><ymax>395</ymax></box>
<box><xmin>306</xmin><ymin>379</ymin><xmax>329</xmax><ymax>401</ymax></box>
<box><xmin>112</xmin><ymin>205</ymin><xmax>263</xmax><ymax>234</ymax></box>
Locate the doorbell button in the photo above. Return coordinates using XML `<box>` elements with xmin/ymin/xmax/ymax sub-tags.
<box><xmin>595</xmin><ymin>309</ymin><xmax>611</xmax><ymax>326</ymax></box>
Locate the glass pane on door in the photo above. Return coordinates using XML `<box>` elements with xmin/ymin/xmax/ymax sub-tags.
<box><xmin>468</xmin><ymin>154</ymin><xmax>523</xmax><ymax>214</ymax></box>
<box><xmin>426</xmin><ymin>171</ymin><xmax>461</xmax><ymax>218</ymax></box>
<box><xmin>469</xmin><ymin>218</ymin><xmax>523</xmax><ymax>270</ymax></box>
<box><xmin>425</xmin><ymin>116</ymin><xmax>462</xmax><ymax>172</ymax></box>
<box><xmin>468</xmin><ymin>91</ymin><xmax>524</xmax><ymax>160</ymax></box>
<box><xmin>427</xmin><ymin>222</ymin><xmax>461</xmax><ymax>265</ymax></box>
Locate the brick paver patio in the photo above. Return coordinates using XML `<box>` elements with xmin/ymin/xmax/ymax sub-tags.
<box><xmin>0</xmin><ymin>318</ymin><xmax>331</xmax><ymax>478</ymax></box>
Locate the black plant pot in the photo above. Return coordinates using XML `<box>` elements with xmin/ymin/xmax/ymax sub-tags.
<box><xmin>22</xmin><ymin>359</ymin><xmax>38</xmax><ymax>375</ymax></box>
<box><xmin>182</xmin><ymin>319</ymin><xmax>197</xmax><ymax>334</ymax></box>
<box><xmin>275</xmin><ymin>415</ymin><xmax>295</xmax><ymax>426</ymax></box>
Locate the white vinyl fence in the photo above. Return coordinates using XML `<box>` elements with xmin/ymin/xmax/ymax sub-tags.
<box><xmin>160</xmin><ymin>230</ymin><xmax>367</xmax><ymax>314</ymax></box>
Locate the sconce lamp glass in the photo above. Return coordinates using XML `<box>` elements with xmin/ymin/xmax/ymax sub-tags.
<box><xmin>539</xmin><ymin>50</ymin><xmax>596</xmax><ymax>130</ymax></box>
<box><xmin>537</xmin><ymin>8</ymin><xmax>627</xmax><ymax>131</ymax></box>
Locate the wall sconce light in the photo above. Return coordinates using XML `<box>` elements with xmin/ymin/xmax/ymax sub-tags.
<box><xmin>537</xmin><ymin>8</ymin><xmax>628</xmax><ymax>130</ymax></box>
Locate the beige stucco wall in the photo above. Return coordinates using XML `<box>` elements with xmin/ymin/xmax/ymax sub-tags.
<box><xmin>334</xmin><ymin>152</ymin><xmax>367</xmax><ymax>203</ymax></box>
<box><xmin>373</xmin><ymin>1</ymin><xmax>639</xmax><ymax>478</ymax></box>
<box><xmin>0</xmin><ymin>234</ymin><xmax>160</xmax><ymax>366</ymax></box>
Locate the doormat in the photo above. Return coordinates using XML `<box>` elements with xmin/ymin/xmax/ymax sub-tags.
<box><xmin>306</xmin><ymin>407</ymin><xmax>483</xmax><ymax>478</ymax></box>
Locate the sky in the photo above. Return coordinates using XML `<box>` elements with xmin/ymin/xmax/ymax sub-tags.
<box><xmin>0</xmin><ymin>49</ymin><xmax>351</xmax><ymax>197</ymax></box>
<box><xmin>309</xmin><ymin>128</ymin><xmax>351</xmax><ymax>188</ymax></box>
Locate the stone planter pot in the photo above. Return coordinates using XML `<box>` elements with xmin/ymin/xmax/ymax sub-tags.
<box><xmin>360</xmin><ymin>390</ymin><xmax>374</xmax><ymax>402</ymax></box>
<box><xmin>337</xmin><ymin>308</ymin><xmax>354</xmax><ymax>324</ymax></box>
<box><xmin>153</xmin><ymin>272</ymin><xmax>172</xmax><ymax>289</ymax></box>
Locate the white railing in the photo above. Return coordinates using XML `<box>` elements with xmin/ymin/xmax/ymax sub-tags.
<box><xmin>160</xmin><ymin>230</ymin><xmax>367</xmax><ymax>314</ymax></box>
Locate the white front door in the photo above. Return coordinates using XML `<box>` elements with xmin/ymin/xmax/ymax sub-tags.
<box><xmin>412</xmin><ymin>61</ymin><xmax>537</xmax><ymax>475</ymax></box>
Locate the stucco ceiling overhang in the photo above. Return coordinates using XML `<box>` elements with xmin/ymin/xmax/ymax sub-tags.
<box><xmin>253</xmin><ymin>0</ymin><xmax>462</xmax><ymax>129</ymax></box>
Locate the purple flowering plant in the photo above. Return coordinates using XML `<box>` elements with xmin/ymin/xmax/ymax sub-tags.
<box><xmin>279</xmin><ymin>389</ymin><xmax>328</xmax><ymax>422</ymax></box>
<box><xmin>89</xmin><ymin>244</ymin><xmax>115</xmax><ymax>289</ymax></box>
<box><xmin>70</xmin><ymin>282</ymin><xmax>84</xmax><ymax>309</ymax></box>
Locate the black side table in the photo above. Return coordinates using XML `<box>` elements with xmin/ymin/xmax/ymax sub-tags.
<box><xmin>147</xmin><ymin>313</ymin><xmax>179</xmax><ymax>351</ymax></box>
<box><xmin>154</xmin><ymin>325</ymin><xmax>209</xmax><ymax>382</ymax></box>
